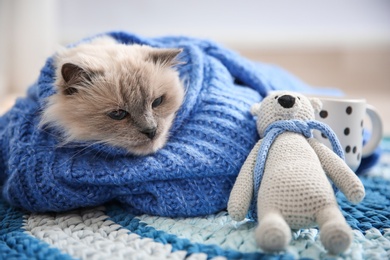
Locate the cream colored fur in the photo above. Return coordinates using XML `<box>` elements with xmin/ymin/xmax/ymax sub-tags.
<box><xmin>40</xmin><ymin>36</ymin><xmax>184</xmax><ymax>155</ymax></box>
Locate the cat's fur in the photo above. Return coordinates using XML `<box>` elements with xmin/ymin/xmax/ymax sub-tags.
<box><xmin>40</xmin><ymin>37</ymin><xmax>185</xmax><ymax>155</ymax></box>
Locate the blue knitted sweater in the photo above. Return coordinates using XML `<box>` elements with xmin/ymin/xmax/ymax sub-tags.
<box><xmin>0</xmin><ymin>32</ymin><xmax>379</xmax><ymax>217</ymax></box>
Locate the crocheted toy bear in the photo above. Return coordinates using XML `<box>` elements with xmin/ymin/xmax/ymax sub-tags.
<box><xmin>227</xmin><ymin>91</ymin><xmax>365</xmax><ymax>255</ymax></box>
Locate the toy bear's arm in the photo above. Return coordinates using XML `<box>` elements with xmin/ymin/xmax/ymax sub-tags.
<box><xmin>228</xmin><ymin>139</ymin><xmax>262</xmax><ymax>221</ymax></box>
<box><xmin>308</xmin><ymin>138</ymin><xmax>365</xmax><ymax>204</ymax></box>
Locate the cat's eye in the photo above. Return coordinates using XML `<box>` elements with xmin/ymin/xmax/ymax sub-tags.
<box><xmin>152</xmin><ymin>96</ymin><xmax>163</xmax><ymax>108</ymax></box>
<box><xmin>108</xmin><ymin>109</ymin><xmax>128</xmax><ymax>120</ymax></box>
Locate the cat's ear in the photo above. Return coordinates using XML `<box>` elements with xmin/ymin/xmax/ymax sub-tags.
<box><xmin>60</xmin><ymin>63</ymin><xmax>92</xmax><ymax>95</ymax></box>
<box><xmin>61</xmin><ymin>63</ymin><xmax>92</xmax><ymax>83</ymax></box>
<box><xmin>148</xmin><ymin>48</ymin><xmax>182</xmax><ymax>67</ymax></box>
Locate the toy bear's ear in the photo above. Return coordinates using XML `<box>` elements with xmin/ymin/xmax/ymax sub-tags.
<box><xmin>309</xmin><ymin>97</ymin><xmax>322</xmax><ymax>113</ymax></box>
<box><xmin>250</xmin><ymin>102</ymin><xmax>262</xmax><ymax>116</ymax></box>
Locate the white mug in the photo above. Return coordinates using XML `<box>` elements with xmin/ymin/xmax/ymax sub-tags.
<box><xmin>312</xmin><ymin>97</ymin><xmax>383</xmax><ymax>172</ymax></box>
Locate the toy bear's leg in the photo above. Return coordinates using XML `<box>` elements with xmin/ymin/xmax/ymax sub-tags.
<box><xmin>255</xmin><ymin>210</ymin><xmax>291</xmax><ymax>253</ymax></box>
<box><xmin>316</xmin><ymin>205</ymin><xmax>353</xmax><ymax>255</ymax></box>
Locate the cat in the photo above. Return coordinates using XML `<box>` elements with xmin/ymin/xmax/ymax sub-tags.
<box><xmin>40</xmin><ymin>37</ymin><xmax>185</xmax><ymax>156</ymax></box>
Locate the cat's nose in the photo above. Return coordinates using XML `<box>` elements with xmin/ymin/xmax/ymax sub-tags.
<box><xmin>141</xmin><ymin>127</ymin><xmax>157</xmax><ymax>139</ymax></box>
<box><xmin>278</xmin><ymin>95</ymin><xmax>296</xmax><ymax>109</ymax></box>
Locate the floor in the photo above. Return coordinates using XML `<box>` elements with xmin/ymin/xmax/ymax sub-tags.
<box><xmin>1</xmin><ymin>47</ymin><xmax>389</xmax><ymax>135</ymax></box>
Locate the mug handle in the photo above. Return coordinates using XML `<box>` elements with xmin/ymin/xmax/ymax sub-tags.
<box><xmin>362</xmin><ymin>104</ymin><xmax>383</xmax><ymax>157</ymax></box>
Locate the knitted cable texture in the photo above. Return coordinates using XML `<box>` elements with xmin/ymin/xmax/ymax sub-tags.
<box><xmin>0</xmin><ymin>31</ymin><xmax>381</xmax><ymax>217</ymax></box>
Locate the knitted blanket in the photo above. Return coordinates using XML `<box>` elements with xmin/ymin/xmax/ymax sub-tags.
<box><xmin>1</xmin><ymin>137</ymin><xmax>389</xmax><ymax>259</ymax></box>
<box><xmin>0</xmin><ymin>31</ymin><xmax>381</xmax><ymax>219</ymax></box>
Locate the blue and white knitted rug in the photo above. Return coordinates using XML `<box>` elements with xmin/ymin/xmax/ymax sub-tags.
<box><xmin>1</xmin><ymin>137</ymin><xmax>389</xmax><ymax>259</ymax></box>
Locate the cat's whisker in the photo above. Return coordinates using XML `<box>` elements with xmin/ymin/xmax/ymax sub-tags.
<box><xmin>17</xmin><ymin>107</ymin><xmax>140</xmax><ymax>164</ymax></box>
<box><xmin>17</xmin><ymin>110</ymin><xmax>68</xmax><ymax>143</ymax></box>
<box><xmin>56</xmin><ymin>140</ymin><xmax>109</xmax><ymax>168</ymax></box>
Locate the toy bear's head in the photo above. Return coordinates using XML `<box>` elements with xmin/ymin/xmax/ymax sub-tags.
<box><xmin>251</xmin><ymin>91</ymin><xmax>322</xmax><ymax>137</ymax></box>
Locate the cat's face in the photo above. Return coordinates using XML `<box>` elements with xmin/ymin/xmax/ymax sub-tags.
<box><xmin>41</xmin><ymin>39</ymin><xmax>184</xmax><ymax>155</ymax></box>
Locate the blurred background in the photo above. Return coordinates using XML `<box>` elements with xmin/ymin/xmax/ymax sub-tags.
<box><xmin>0</xmin><ymin>0</ymin><xmax>389</xmax><ymax>132</ymax></box>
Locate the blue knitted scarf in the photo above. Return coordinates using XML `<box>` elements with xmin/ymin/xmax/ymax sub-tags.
<box><xmin>249</xmin><ymin>120</ymin><xmax>344</xmax><ymax>219</ymax></box>
<box><xmin>0</xmin><ymin>32</ymin><xmax>380</xmax><ymax>217</ymax></box>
